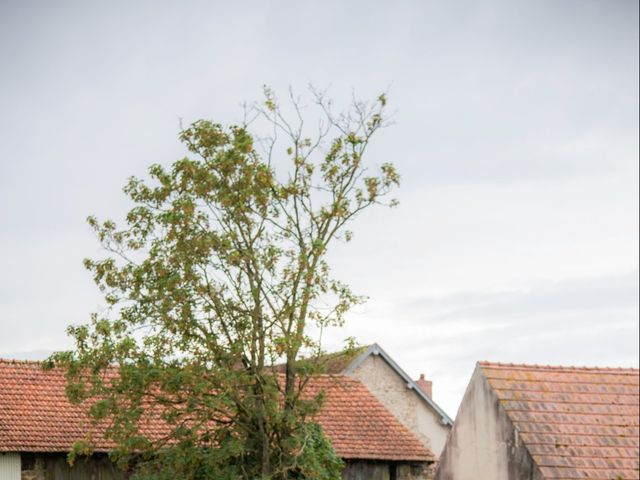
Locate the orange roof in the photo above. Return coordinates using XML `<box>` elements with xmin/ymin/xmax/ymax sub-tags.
<box><xmin>479</xmin><ymin>362</ymin><xmax>640</xmax><ymax>480</ymax></box>
<box><xmin>308</xmin><ymin>375</ymin><xmax>434</xmax><ymax>461</ymax></box>
<box><xmin>0</xmin><ymin>359</ymin><xmax>433</xmax><ymax>462</ymax></box>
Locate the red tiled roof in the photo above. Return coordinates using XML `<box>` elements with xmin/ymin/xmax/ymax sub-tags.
<box><xmin>0</xmin><ymin>360</ymin><xmax>160</xmax><ymax>452</ymax></box>
<box><xmin>272</xmin><ymin>345</ymin><xmax>369</xmax><ymax>374</ymax></box>
<box><xmin>0</xmin><ymin>359</ymin><xmax>433</xmax><ymax>462</ymax></box>
<box><xmin>308</xmin><ymin>375</ymin><xmax>434</xmax><ymax>461</ymax></box>
<box><xmin>479</xmin><ymin>362</ymin><xmax>640</xmax><ymax>480</ymax></box>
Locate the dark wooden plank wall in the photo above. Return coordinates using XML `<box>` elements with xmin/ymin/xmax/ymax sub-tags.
<box><xmin>341</xmin><ymin>461</ymin><xmax>391</xmax><ymax>480</ymax></box>
<box><xmin>21</xmin><ymin>453</ymin><xmax>124</xmax><ymax>480</ymax></box>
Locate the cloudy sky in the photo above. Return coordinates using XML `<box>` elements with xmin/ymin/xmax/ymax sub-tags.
<box><xmin>1</xmin><ymin>0</ymin><xmax>638</xmax><ymax>416</ymax></box>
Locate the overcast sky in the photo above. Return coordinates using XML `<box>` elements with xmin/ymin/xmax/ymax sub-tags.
<box><xmin>1</xmin><ymin>0</ymin><xmax>638</xmax><ymax>416</ymax></box>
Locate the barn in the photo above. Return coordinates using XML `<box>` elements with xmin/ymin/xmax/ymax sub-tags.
<box><xmin>0</xmin><ymin>359</ymin><xmax>435</xmax><ymax>480</ymax></box>
<box><xmin>316</xmin><ymin>344</ymin><xmax>453</xmax><ymax>457</ymax></box>
<box><xmin>435</xmin><ymin>362</ymin><xmax>640</xmax><ymax>480</ymax></box>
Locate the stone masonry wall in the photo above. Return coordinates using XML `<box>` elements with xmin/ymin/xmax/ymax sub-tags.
<box><xmin>397</xmin><ymin>462</ymin><xmax>436</xmax><ymax>480</ymax></box>
<box><xmin>349</xmin><ymin>355</ymin><xmax>449</xmax><ymax>456</ymax></box>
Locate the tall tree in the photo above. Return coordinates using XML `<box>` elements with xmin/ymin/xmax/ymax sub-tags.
<box><xmin>49</xmin><ymin>88</ymin><xmax>399</xmax><ymax>479</ymax></box>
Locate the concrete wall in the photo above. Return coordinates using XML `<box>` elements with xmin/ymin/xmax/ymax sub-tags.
<box><xmin>349</xmin><ymin>355</ymin><xmax>450</xmax><ymax>456</ymax></box>
<box><xmin>434</xmin><ymin>368</ymin><xmax>543</xmax><ymax>480</ymax></box>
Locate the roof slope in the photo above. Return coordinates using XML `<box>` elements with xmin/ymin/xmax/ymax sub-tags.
<box><xmin>310</xmin><ymin>345</ymin><xmax>370</xmax><ymax>374</ymax></box>
<box><xmin>0</xmin><ymin>359</ymin><xmax>433</xmax><ymax>462</ymax></box>
<box><xmin>310</xmin><ymin>375</ymin><xmax>434</xmax><ymax>461</ymax></box>
<box><xmin>274</xmin><ymin>343</ymin><xmax>453</xmax><ymax>426</ymax></box>
<box><xmin>271</xmin><ymin>345</ymin><xmax>369</xmax><ymax>375</ymax></box>
<box><xmin>479</xmin><ymin>362</ymin><xmax>640</xmax><ymax>480</ymax></box>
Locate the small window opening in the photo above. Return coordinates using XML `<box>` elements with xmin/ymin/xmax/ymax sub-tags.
<box><xmin>21</xmin><ymin>453</ymin><xmax>36</xmax><ymax>471</ymax></box>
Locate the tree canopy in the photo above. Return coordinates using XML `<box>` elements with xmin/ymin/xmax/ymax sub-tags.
<box><xmin>49</xmin><ymin>87</ymin><xmax>399</xmax><ymax>479</ymax></box>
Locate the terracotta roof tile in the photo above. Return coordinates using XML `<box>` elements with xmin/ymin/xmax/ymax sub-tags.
<box><xmin>272</xmin><ymin>345</ymin><xmax>370</xmax><ymax>375</ymax></box>
<box><xmin>0</xmin><ymin>359</ymin><xmax>433</xmax><ymax>462</ymax></box>
<box><xmin>479</xmin><ymin>362</ymin><xmax>640</xmax><ymax>480</ymax></box>
<box><xmin>307</xmin><ymin>375</ymin><xmax>434</xmax><ymax>461</ymax></box>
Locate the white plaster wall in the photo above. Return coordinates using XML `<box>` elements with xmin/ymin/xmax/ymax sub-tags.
<box><xmin>349</xmin><ymin>355</ymin><xmax>450</xmax><ymax>456</ymax></box>
<box><xmin>435</xmin><ymin>368</ymin><xmax>543</xmax><ymax>480</ymax></box>
<box><xmin>0</xmin><ymin>453</ymin><xmax>20</xmax><ymax>480</ymax></box>
<box><xmin>415</xmin><ymin>394</ymin><xmax>449</xmax><ymax>456</ymax></box>
<box><xmin>435</xmin><ymin>369</ymin><xmax>509</xmax><ymax>480</ymax></box>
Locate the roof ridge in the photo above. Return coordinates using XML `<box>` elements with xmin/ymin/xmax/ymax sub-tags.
<box><xmin>478</xmin><ymin>361</ymin><xmax>639</xmax><ymax>373</ymax></box>
<box><xmin>0</xmin><ymin>358</ymin><xmax>47</xmax><ymax>365</ymax></box>
<box><xmin>0</xmin><ymin>357</ymin><xmax>358</xmax><ymax>382</ymax></box>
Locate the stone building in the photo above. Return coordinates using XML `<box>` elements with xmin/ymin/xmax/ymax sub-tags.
<box><xmin>315</xmin><ymin>343</ymin><xmax>453</xmax><ymax>457</ymax></box>
<box><xmin>0</xmin><ymin>359</ymin><xmax>436</xmax><ymax>480</ymax></box>
<box><xmin>435</xmin><ymin>362</ymin><xmax>640</xmax><ymax>480</ymax></box>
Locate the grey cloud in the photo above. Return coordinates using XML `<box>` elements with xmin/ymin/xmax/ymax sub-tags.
<box><xmin>409</xmin><ymin>271</ymin><xmax>639</xmax><ymax>321</ymax></box>
<box><xmin>0</xmin><ymin>349</ymin><xmax>54</xmax><ymax>361</ymax></box>
<box><xmin>365</xmin><ymin>272</ymin><xmax>639</xmax><ymax>414</ymax></box>
<box><xmin>0</xmin><ymin>0</ymin><xmax>637</xmax><ymax>417</ymax></box>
